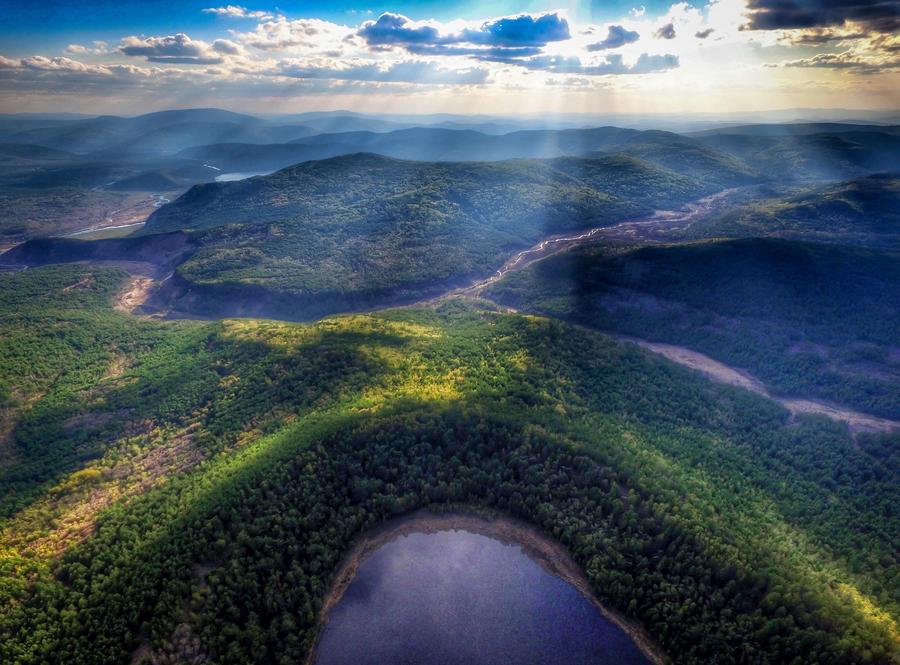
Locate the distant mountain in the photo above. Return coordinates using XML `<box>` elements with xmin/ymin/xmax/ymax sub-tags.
<box><xmin>176</xmin><ymin>126</ymin><xmax>646</xmax><ymax>171</ymax></box>
<box><xmin>0</xmin><ymin>143</ymin><xmax>76</xmax><ymax>161</ymax></box>
<box><xmin>695</xmin><ymin>129</ymin><xmax>900</xmax><ymax>181</ymax></box>
<box><xmin>182</xmin><ymin>123</ymin><xmax>899</xmax><ymax>184</ymax></box>
<box><xmin>691</xmin><ymin>122</ymin><xmax>900</xmax><ymax>137</ymax></box>
<box><xmin>181</xmin><ymin>126</ymin><xmax>758</xmax><ymax>188</ymax></box>
<box><xmin>4</xmin><ymin>108</ymin><xmax>315</xmax><ymax>155</ymax></box>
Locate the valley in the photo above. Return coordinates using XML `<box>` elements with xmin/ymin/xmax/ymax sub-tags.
<box><xmin>0</xmin><ymin>108</ymin><xmax>898</xmax><ymax>665</ymax></box>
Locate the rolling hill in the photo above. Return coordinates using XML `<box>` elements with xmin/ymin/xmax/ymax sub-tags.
<box><xmin>695</xmin><ymin>131</ymin><xmax>900</xmax><ymax>181</ymax></box>
<box><xmin>486</xmin><ymin>236</ymin><xmax>900</xmax><ymax>417</ymax></box>
<box><xmin>684</xmin><ymin>174</ymin><xmax>900</xmax><ymax>247</ymax></box>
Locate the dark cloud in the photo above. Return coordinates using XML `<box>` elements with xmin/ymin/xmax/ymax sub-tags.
<box><xmin>119</xmin><ymin>33</ymin><xmax>224</xmax><ymax>64</ymax></box>
<box><xmin>586</xmin><ymin>25</ymin><xmax>640</xmax><ymax>50</ymax></box>
<box><xmin>357</xmin><ymin>12</ymin><xmax>570</xmax><ymax>50</ymax></box>
<box><xmin>695</xmin><ymin>28</ymin><xmax>715</xmax><ymax>39</ymax></box>
<box><xmin>357</xmin><ymin>13</ymin><xmax>441</xmax><ymax>46</ymax></box>
<box><xmin>780</xmin><ymin>28</ymin><xmax>869</xmax><ymax>45</ymax></box>
<box><xmin>655</xmin><ymin>23</ymin><xmax>676</xmax><ymax>39</ymax></box>
<box><xmin>743</xmin><ymin>0</ymin><xmax>900</xmax><ymax>34</ymax></box>
<box><xmin>459</xmin><ymin>13</ymin><xmax>570</xmax><ymax>46</ymax></box>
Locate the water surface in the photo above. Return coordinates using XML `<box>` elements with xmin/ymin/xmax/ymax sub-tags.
<box><xmin>315</xmin><ymin>528</ymin><xmax>651</xmax><ymax>665</ymax></box>
<box><xmin>214</xmin><ymin>171</ymin><xmax>273</xmax><ymax>182</ymax></box>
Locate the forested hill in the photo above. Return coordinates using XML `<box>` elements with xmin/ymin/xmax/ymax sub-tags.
<box><xmin>486</xmin><ymin>237</ymin><xmax>900</xmax><ymax>417</ymax></box>
<box><xmin>684</xmin><ymin>174</ymin><xmax>900</xmax><ymax>247</ymax></box>
<box><xmin>0</xmin><ymin>265</ymin><xmax>897</xmax><ymax>664</ymax></box>
<box><xmin>104</xmin><ymin>152</ymin><xmax>737</xmax><ymax>318</ymax></box>
<box><xmin>143</xmin><ymin>152</ymin><xmax>738</xmax><ymax>234</ymax></box>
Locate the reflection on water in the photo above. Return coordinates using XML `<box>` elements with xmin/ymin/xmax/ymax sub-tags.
<box><xmin>315</xmin><ymin>529</ymin><xmax>651</xmax><ymax>665</ymax></box>
<box><xmin>214</xmin><ymin>171</ymin><xmax>272</xmax><ymax>182</ymax></box>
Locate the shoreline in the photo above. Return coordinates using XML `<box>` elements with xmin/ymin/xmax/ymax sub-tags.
<box><xmin>306</xmin><ymin>508</ymin><xmax>669</xmax><ymax>665</ymax></box>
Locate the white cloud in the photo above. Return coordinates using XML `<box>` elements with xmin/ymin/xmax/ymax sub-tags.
<box><xmin>65</xmin><ymin>41</ymin><xmax>109</xmax><ymax>56</ymax></box>
<box><xmin>233</xmin><ymin>17</ymin><xmax>355</xmax><ymax>52</ymax></box>
<box><xmin>203</xmin><ymin>5</ymin><xmax>274</xmax><ymax>21</ymax></box>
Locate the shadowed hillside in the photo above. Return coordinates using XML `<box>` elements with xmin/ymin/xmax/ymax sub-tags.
<box><xmin>486</xmin><ymin>237</ymin><xmax>900</xmax><ymax>417</ymax></box>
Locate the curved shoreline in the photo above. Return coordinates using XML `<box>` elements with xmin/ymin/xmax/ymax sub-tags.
<box><xmin>306</xmin><ymin>508</ymin><xmax>669</xmax><ymax>665</ymax></box>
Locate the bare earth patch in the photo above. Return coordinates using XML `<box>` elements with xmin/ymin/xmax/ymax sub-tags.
<box><xmin>115</xmin><ymin>274</ymin><xmax>158</xmax><ymax>313</ymax></box>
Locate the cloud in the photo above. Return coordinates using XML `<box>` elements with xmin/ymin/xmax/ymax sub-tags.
<box><xmin>274</xmin><ymin>59</ymin><xmax>489</xmax><ymax>84</ymax></box>
<box><xmin>236</xmin><ymin>17</ymin><xmax>352</xmax><ymax>51</ymax></box>
<box><xmin>460</xmin><ymin>13</ymin><xmax>571</xmax><ymax>46</ymax></box>
<box><xmin>65</xmin><ymin>41</ymin><xmax>109</xmax><ymax>55</ymax></box>
<box><xmin>630</xmin><ymin>52</ymin><xmax>680</xmax><ymax>73</ymax></box>
<box><xmin>212</xmin><ymin>39</ymin><xmax>243</xmax><ymax>55</ymax></box>
<box><xmin>630</xmin><ymin>6</ymin><xmax>646</xmax><ymax>18</ymax></box>
<box><xmin>357</xmin><ymin>12</ymin><xmax>570</xmax><ymax>49</ymax></box>
<box><xmin>203</xmin><ymin>5</ymin><xmax>274</xmax><ymax>21</ymax></box>
<box><xmin>695</xmin><ymin>28</ymin><xmax>715</xmax><ymax>39</ymax></box>
<box><xmin>743</xmin><ymin>0</ymin><xmax>900</xmax><ymax>34</ymax></box>
<box><xmin>655</xmin><ymin>23</ymin><xmax>676</xmax><ymax>39</ymax></box>
<box><xmin>777</xmin><ymin>50</ymin><xmax>900</xmax><ymax>73</ymax></box>
<box><xmin>357</xmin><ymin>13</ymin><xmax>441</xmax><ymax>46</ymax></box>
<box><xmin>0</xmin><ymin>55</ymin><xmax>189</xmax><ymax>95</ymax></box>
<box><xmin>119</xmin><ymin>33</ymin><xmax>225</xmax><ymax>64</ymax></box>
<box><xmin>782</xmin><ymin>29</ymin><xmax>867</xmax><ymax>46</ymax></box>
<box><xmin>496</xmin><ymin>52</ymin><xmax>678</xmax><ymax>75</ymax></box>
<box><xmin>587</xmin><ymin>25</ymin><xmax>640</xmax><ymax>50</ymax></box>
<box><xmin>407</xmin><ymin>45</ymin><xmax>543</xmax><ymax>59</ymax></box>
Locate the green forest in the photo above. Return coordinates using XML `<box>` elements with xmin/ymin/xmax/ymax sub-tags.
<box><xmin>682</xmin><ymin>175</ymin><xmax>900</xmax><ymax>248</ymax></box>
<box><xmin>138</xmin><ymin>154</ymin><xmax>716</xmax><ymax>307</ymax></box>
<box><xmin>486</xmin><ymin>237</ymin><xmax>900</xmax><ymax>418</ymax></box>
<box><xmin>1</xmin><ymin>265</ymin><xmax>897</xmax><ymax>664</ymax></box>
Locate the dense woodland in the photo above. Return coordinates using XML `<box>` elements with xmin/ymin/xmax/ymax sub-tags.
<box><xmin>139</xmin><ymin>153</ymin><xmax>717</xmax><ymax>305</ymax></box>
<box><xmin>1</xmin><ymin>265</ymin><xmax>897</xmax><ymax>664</ymax></box>
<box><xmin>487</xmin><ymin>237</ymin><xmax>900</xmax><ymax>418</ymax></box>
<box><xmin>683</xmin><ymin>175</ymin><xmax>900</xmax><ymax>248</ymax></box>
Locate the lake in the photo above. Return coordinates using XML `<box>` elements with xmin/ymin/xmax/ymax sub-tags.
<box><xmin>314</xmin><ymin>523</ymin><xmax>653</xmax><ymax>665</ymax></box>
<box><xmin>214</xmin><ymin>171</ymin><xmax>273</xmax><ymax>182</ymax></box>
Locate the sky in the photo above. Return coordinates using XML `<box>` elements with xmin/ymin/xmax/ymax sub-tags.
<box><xmin>0</xmin><ymin>0</ymin><xmax>898</xmax><ymax>115</ymax></box>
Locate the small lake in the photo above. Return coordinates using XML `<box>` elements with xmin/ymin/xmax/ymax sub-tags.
<box><xmin>314</xmin><ymin>526</ymin><xmax>652</xmax><ymax>665</ymax></box>
<box><xmin>214</xmin><ymin>171</ymin><xmax>272</xmax><ymax>182</ymax></box>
